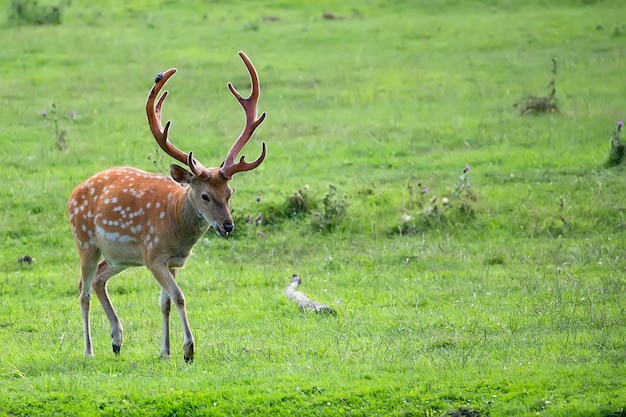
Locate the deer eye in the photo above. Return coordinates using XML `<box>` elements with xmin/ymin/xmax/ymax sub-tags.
<box><xmin>201</xmin><ymin>193</ymin><xmax>210</xmax><ymax>202</ymax></box>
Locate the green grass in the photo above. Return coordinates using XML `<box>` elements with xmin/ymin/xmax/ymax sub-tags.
<box><xmin>1</xmin><ymin>0</ymin><xmax>625</xmax><ymax>415</ymax></box>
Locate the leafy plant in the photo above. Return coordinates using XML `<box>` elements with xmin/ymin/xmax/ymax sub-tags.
<box><xmin>311</xmin><ymin>184</ymin><xmax>348</xmax><ymax>232</ymax></box>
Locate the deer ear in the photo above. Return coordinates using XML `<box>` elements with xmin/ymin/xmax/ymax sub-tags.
<box><xmin>170</xmin><ymin>164</ymin><xmax>194</xmax><ymax>184</ymax></box>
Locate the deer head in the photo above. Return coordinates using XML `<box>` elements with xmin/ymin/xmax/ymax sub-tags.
<box><xmin>145</xmin><ymin>51</ymin><xmax>267</xmax><ymax>236</ymax></box>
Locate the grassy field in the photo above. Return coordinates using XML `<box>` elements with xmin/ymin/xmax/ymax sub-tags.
<box><xmin>1</xmin><ymin>0</ymin><xmax>625</xmax><ymax>415</ymax></box>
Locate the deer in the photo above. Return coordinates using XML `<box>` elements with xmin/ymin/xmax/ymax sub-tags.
<box><xmin>67</xmin><ymin>51</ymin><xmax>267</xmax><ymax>363</ymax></box>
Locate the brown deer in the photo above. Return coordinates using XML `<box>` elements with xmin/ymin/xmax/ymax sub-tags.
<box><xmin>67</xmin><ymin>52</ymin><xmax>267</xmax><ymax>362</ymax></box>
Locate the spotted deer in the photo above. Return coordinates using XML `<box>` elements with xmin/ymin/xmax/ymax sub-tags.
<box><xmin>68</xmin><ymin>52</ymin><xmax>267</xmax><ymax>362</ymax></box>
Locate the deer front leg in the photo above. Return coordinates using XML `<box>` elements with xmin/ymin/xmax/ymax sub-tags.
<box><xmin>150</xmin><ymin>263</ymin><xmax>195</xmax><ymax>362</ymax></box>
<box><xmin>92</xmin><ymin>260</ymin><xmax>127</xmax><ymax>355</ymax></box>
<box><xmin>160</xmin><ymin>287</ymin><xmax>171</xmax><ymax>358</ymax></box>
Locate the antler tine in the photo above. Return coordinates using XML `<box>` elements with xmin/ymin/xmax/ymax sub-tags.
<box><xmin>146</xmin><ymin>68</ymin><xmax>207</xmax><ymax>173</ymax></box>
<box><xmin>220</xmin><ymin>51</ymin><xmax>267</xmax><ymax>179</ymax></box>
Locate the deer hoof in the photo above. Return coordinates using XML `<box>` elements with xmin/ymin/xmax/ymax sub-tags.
<box><xmin>183</xmin><ymin>342</ymin><xmax>194</xmax><ymax>363</ymax></box>
<box><xmin>112</xmin><ymin>344</ymin><xmax>121</xmax><ymax>355</ymax></box>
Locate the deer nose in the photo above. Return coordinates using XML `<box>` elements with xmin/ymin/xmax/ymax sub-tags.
<box><xmin>223</xmin><ymin>222</ymin><xmax>234</xmax><ymax>233</ymax></box>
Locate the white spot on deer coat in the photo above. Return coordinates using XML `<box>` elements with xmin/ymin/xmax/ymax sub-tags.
<box><xmin>96</xmin><ymin>225</ymin><xmax>137</xmax><ymax>243</ymax></box>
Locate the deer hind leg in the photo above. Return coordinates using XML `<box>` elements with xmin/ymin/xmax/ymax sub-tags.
<box><xmin>150</xmin><ymin>263</ymin><xmax>194</xmax><ymax>362</ymax></box>
<box><xmin>78</xmin><ymin>248</ymin><xmax>101</xmax><ymax>358</ymax></box>
<box><xmin>92</xmin><ymin>260</ymin><xmax>127</xmax><ymax>355</ymax></box>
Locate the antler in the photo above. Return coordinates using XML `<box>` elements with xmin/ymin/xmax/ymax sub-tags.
<box><xmin>220</xmin><ymin>51</ymin><xmax>267</xmax><ymax>179</ymax></box>
<box><xmin>146</xmin><ymin>68</ymin><xmax>207</xmax><ymax>176</ymax></box>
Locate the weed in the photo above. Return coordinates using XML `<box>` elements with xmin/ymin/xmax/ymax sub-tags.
<box><xmin>605</xmin><ymin>121</ymin><xmax>624</xmax><ymax>167</ymax></box>
<box><xmin>41</xmin><ymin>103</ymin><xmax>73</xmax><ymax>151</ymax></box>
<box><xmin>406</xmin><ymin>181</ymin><xmax>430</xmax><ymax>211</ymax></box>
<box><xmin>285</xmin><ymin>186</ymin><xmax>317</xmax><ymax>219</ymax></box>
<box><xmin>311</xmin><ymin>184</ymin><xmax>348</xmax><ymax>232</ymax></box>
<box><xmin>515</xmin><ymin>58</ymin><xmax>559</xmax><ymax>115</ymax></box>
<box><xmin>147</xmin><ymin>148</ymin><xmax>168</xmax><ymax>173</ymax></box>
<box><xmin>398</xmin><ymin>166</ymin><xmax>476</xmax><ymax>234</ymax></box>
<box><xmin>542</xmin><ymin>196</ymin><xmax>569</xmax><ymax>238</ymax></box>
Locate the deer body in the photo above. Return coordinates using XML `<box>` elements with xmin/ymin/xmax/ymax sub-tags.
<box><xmin>68</xmin><ymin>52</ymin><xmax>266</xmax><ymax>362</ymax></box>
<box><xmin>69</xmin><ymin>167</ymin><xmax>217</xmax><ymax>268</ymax></box>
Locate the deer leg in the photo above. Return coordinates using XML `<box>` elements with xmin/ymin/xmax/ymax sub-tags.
<box><xmin>149</xmin><ymin>263</ymin><xmax>194</xmax><ymax>363</ymax></box>
<box><xmin>92</xmin><ymin>260</ymin><xmax>127</xmax><ymax>355</ymax></box>
<box><xmin>78</xmin><ymin>249</ymin><xmax>101</xmax><ymax>358</ymax></box>
<box><xmin>160</xmin><ymin>286</ymin><xmax>171</xmax><ymax>358</ymax></box>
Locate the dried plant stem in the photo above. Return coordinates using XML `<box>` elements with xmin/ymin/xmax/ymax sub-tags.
<box><xmin>515</xmin><ymin>58</ymin><xmax>559</xmax><ymax>115</ymax></box>
<box><xmin>284</xmin><ymin>275</ymin><xmax>335</xmax><ymax>314</ymax></box>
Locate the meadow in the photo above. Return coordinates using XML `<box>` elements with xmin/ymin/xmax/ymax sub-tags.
<box><xmin>0</xmin><ymin>0</ymin><xmax>625</xmax><ymax>415</ymax></box>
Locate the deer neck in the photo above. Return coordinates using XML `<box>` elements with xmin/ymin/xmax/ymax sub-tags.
<box><xmin>172</xmin><ymin>188</ymin><xmax>210</xmax><ymax>245</ymax></box>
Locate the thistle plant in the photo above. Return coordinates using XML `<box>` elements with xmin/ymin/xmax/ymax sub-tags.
<box><xmin>41</xmin><ymin>102</ymin><xmax>74</xmax><ymax>151</ymax></box>
<box><xmin>605</xmin><ymin>121</ymin><xmax>624</xmax><ymax>167</ymax></box>
<box><xmin>312</xmin><ymin>184</ymin><xmax>348</xmax><ymax>232</ymax></box>
<box><xmin>406</xmin><ymin>181</ymin><xmax>429</xmax><ymax>211</ymax></box>
<box><xmin>147</xmin><ymin>148</ymin><xmax>167</xmax><ymax>172</ymax></box>
<box><xmin>444</xmin><ymin>165</ymin><xmax>474</xmax><ymax>214</ymax></box>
